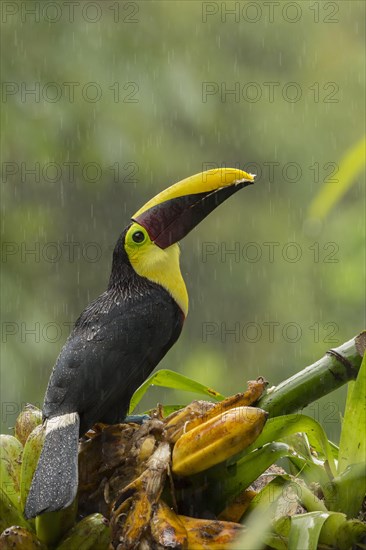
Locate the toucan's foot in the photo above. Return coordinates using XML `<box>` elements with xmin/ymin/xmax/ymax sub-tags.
<box><xmin>124</xmin><ymin>414</ymin><xmax>150</xmax><ymax>425</ymax></box>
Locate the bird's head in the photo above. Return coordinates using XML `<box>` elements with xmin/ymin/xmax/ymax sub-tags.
<box><xmin>115</xmin><ymin>168</ymin><xmax>255</xmax><ymax>315</ymax></box>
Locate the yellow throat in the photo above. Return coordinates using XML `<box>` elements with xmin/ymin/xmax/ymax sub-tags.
<box><xmin>124</xmin><ymin>223</ymin><xmax>188</xmax><ymax>316</ymax></box>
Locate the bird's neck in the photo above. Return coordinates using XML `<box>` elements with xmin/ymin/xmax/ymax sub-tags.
<box><xmin>109</xmin><ymin>238</ymin><xmax>188</xmax><ymax>317</ymax></box>
<box><xmin>132</xmin><ymin>243</ymin><xmax>188</xmax><ymax>317</ymax></box>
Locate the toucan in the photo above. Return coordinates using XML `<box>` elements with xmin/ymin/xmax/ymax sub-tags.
<box><xmin>24</xmin><ymin>167</ymin><xmax>255</xmax><ymax>519</ymax></box>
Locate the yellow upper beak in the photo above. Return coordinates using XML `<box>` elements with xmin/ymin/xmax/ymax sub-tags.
<box><xmin>133</xmin><ymin>168</ymin><xmax>255</xmax><ymax>218</ymax></box>
<box><xmin>132</xmin><ymin>168</ymin><xmax>256</xmax><ymax>249</ymax></box>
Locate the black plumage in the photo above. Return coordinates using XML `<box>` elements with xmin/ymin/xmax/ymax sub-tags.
<box><xmin>43</xmin><ymin>227</ymin><xmax>184</xmax><ymax>435</ymax></box>
<box><xmin>25</xmin><ymin>227</ymin><xmax>184</xmax><ymax>517</ymax></box>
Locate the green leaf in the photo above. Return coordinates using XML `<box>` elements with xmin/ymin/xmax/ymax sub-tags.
<box><xmin>319</xmin><ymin>512</ymin><xmax>347</xmax><ymax>547</ymax></box>
<box><xmin>336</xmin><ymin>519</ymin><xmax>366</xmax><ymax>550</ymax></box>
<box><xmin>0</xmin><ymin>487</ymin><xmax>34</xmax><ymax>533</ymax></box>
<box><xmin>244</xmin><ymin>414</ymin><xmax>337</xmax><ymax>477</ymax></box>
<box><xmin>332</xmin><ymin>353</ymin><xmax>366</xmax><ymax>518</ymax></box>
<box><xmin>36</xmin><ymin>499</ymin><xmax>78</xmax><ymax>547</ymax></box>
<box><xmin>128</xmin><ymin>369</ymin><xmax>224</xmax><ymax>413</ymax></box>
<box><xmin>250</xmin><ymin>477</ymin><xmax>292</xmax><ymax>515</ymax></box>
<box><xmin>338</xmin><ymin>352</ymin><xmax>366</xmax><ymax>473</ymax></box>
<box><xmin>263</xmin><ymin>474</ymin><xmax>328</xmax><ymax>513</ymax></box>
<box><xmin>307</xmin><ymin>135</ymin><xmax>366</xmax><ymax>220</ymax></box>
<box><xmin>206</xmin><ymin>442</ymin><xmax>291</xmax><ymax>507</ymax></box>
<box><xmin>274</xmin><ymin>511</ymin><xmax>361</xmax><ymax>550</ymax></box>
<box><xmin>330</xmin><ymin>462</ymin><xmax>366</xmax><ymax>518</ymax></box>
<box><xmin>230</xmin><ymin>505</ymin><xmax>278</xmax><ymax>550</ymax></box>
<box><xmin>231</xmin><ymin>478</ymin><xmax>289</xmax><ymax>550</ymax></box>
<box><xmin>288</xmin><ymin>512</ymin><xmax>330</xmax><ymax>550</ymax></box>
<box><xmin>287</xmin><ymin>454</ymin><xmax>331</xmax><ymax>497</ymax></box>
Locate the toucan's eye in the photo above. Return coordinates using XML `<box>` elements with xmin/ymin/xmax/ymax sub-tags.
<box><xmin>132</xmin><ymin>230</ymin><xmax>146</xmax><ymax>244</ymax></box>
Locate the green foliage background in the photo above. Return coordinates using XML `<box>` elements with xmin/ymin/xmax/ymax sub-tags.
<box><xmin>1</xmin><ymin>1</ymin><xmax>365</xmax><ymax>439</ymax></box>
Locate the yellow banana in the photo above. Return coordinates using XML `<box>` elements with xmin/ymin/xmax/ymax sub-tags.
<box><xmin>165</xmin><ymin>378</ymin><xmax>267</xmax><ymax>443</ymax></box>
<box><xmin>0</xmin><ymin>434</ymin><xmax>23</xmax><ymax>510</ymax></box>
<box><xmin>0</xmin><ymin>525</ymin><xmax>46</xmax><ymax>549</ymax></box>
<box><xmin>15</xmin><ymin>404</ymin><xmax>42</xmax><ymax>447</ymax></box>
<box><xmin>150</xmin><ymin>500</ymin><xmax>188</xmax><ymax>548</ymax></box>
<box><xmin>172</xmin><ymin>407</ymin><xmax>268</xmax><ymax>476</ymax></box>
<box><xmin>114</xmin><ymin>492</ymin><xmax>152</xmax><ymax>549</ymax></box>
<box><xmin>178</xmin><ymin>515</ymin><xmax>243</xmax><ymax>549</ymax></box>
<box><xmin>164</xmin><ymin>401</ymin><xmax>216</xmax><ymax>443</ymax></box>
<box><xmin>55</xmin><ymin>513</ymin><xmax>110</xmax><ymax>550</ymax></box>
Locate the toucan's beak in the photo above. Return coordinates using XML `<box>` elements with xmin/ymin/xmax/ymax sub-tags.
<box><xmin>132</xmin><ymin>168</ymin><xmax>255</xmax><ymax>249</ymax></box>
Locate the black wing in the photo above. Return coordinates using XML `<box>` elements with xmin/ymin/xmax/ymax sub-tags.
<box><xmin>43</xmin><ymin>284</ymin><xmax>183</xmax><ymax>434</ymax></box>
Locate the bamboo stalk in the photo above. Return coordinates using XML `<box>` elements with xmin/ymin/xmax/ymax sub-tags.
<box><xmin>257</xmin><ymin>331</ymin><xmax>366</xmax><ymax>418</ymax></box>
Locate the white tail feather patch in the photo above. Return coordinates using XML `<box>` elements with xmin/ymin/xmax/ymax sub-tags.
<box><xmin>45</xmin><ymin>412</ymin><xmax>78</xmax><ymax>434</ymax></box>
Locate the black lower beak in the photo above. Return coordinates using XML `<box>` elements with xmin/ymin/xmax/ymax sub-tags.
<box><xmin>133</xmin><ymin>179</ymin><xmax>254</xmax><ymax>249</ymax></box>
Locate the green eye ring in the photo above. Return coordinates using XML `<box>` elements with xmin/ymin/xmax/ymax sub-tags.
<box><xmin>132</xmin><ymin>230</ymin><xmax>146</xmax><ymax>244</ymax></box>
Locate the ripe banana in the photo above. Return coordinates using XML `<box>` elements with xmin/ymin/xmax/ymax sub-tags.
<box><xmin>150</xmin><ymin>500</ymin><xmax>188</xmax><ymax>548</ymax></box>
<box><xmin>164</xmin><ymin>401</ymin><xmax>216</xmax><ymax>443</ymax></box>
<box><xmin>172</xmin><ymin>406</ymin><xmax>268</xmax><ymax>476</ymax></box>
<box><xmin>178</xmin><ymin>515</ymin><xmax>243</xmax><ymax>549</ymax></box>
<box><xmin>165</xmin><ymin>378</ymin><xmax>267</xmax><ymax>443</ymax></box>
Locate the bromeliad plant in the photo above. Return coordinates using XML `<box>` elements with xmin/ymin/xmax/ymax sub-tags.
<box><xmin>0</xmin><ymin>332</ymin><xmax>365</xmax><ymax>549</ymax></box>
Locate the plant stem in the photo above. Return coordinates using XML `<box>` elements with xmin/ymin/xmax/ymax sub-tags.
<box><xmin>258</xmin><ymin>331</ymin><xmax>366</xmax><ymax>418</ymax></box>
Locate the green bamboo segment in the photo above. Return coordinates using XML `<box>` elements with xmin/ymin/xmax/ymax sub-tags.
<box><xmin>258</xmin><ymin>332</ymin><xmax>366</xmax><ymax>418</ymax></box>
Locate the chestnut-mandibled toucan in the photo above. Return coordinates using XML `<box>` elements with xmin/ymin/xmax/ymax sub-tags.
<box><xmin>25</xmin><ymin>167</ymin><xmax>255</xmax><ymax>518</ymax></box>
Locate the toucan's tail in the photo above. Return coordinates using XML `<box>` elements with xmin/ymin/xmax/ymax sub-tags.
<box><xmin>24</xmin><ymin>412</ymin><xmax>80</xmax><ymax>519</ymax></box>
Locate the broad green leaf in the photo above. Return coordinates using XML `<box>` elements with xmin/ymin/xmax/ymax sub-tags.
<box><xmin>270</xmin><ymin>516</ymin><xmax>302</xmax><ymax>549</ymax></box>
<box><xmin>266</xmin><ymin>509</ymin><xmax>346</xmax><ymax>550</ymax></box>
<box><xmin>308</xmin><ymin>135</ymin><xmax>366</xmax><ymax>220</ymax></box>
<box><xmin>262</xmin><ymin>534</ymin><xmax>288</xmax><ymax>550</ymax></box>
<box><xmin>207</xmin><ymin>442</ymin><xmax>291</xmax><ymax>507</ymax></box>
<box><xmin>338</xmin><ymin>352</ymin><xmax>366</xmax><ymax>474</ymax></box>
<box><xmin>261</xmin><ymin>474</ymin><xmax>328</xmax><ymax>513</ymax></box>
<box><xmin>328</xmin><ymin>440</ymin><xmax>340</xmax><ymax>460</ymax></box>
<box><xmin>230</xmin><ymin>503</ymin><xmax>279</xmax><ymax>550</ymax></box>
<box><xmin>249</xmin><ymin>477</ymin><xmax>292</xmax><ymax>516</ymax></box>
<box><xmin>0</xmin><ymin>487</ymin><xmax>33</xmax><ymax>533</ymax></box>
<box><xmin>287</xmin><ymin>454</ymin><xmax>331</xmax><ymax>497</ymax></box>
<box><xmin>128</xmin><ymin>369</ymin><xmax>224</xmax><ymax>413</ymax></box>
<box><xmin>330</xmin><ymin>462</ymin><xmax>366</xmax><ymax>518</ymax></box>
<box><xmin>274</xmin><ymin>511</ymin><xmax>353</xmax><ymax>550</ymax></box>
<box><xmin>245</xmin><ymin>414</ymin><xmax>337</xmax><ymax>477</ymax></box>
<box><xmin>318</xmin><ymin>512</ymin><xmax>347</xmax><ymax>547</ymax></box>
<box><xmin>336</xmin><ymin>519</ymin><xmax>366</xmax><ymax>550</ymax></box>
<box><xmin>36</xmin><ymin>499</ymin><xmax>78</xmax><ymax>547</ymax></box>
<box><xmin>288</xmin><ymin>512</ymin><xmax>330</xmax><ymax>550</ymax></box>
<box><xmin>280</xmin><ymin>432</ymin><xmax>313</xmax><ymax>460</ymax></box>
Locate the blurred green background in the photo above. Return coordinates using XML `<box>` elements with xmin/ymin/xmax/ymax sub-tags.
<box><xmin>1</xmin><ymin>1</ymin><xmax>365</xmax><ymax>440</ymax></box>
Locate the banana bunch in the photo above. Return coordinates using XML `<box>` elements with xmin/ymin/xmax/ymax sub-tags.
<box><xmin>0</xmin><ymin>405</ymin><xmax>110</xmax><ymax>549</ymax></box>
<box><xmin>109</xmin><ymin>378</ymin><xmax>268</xmax><ymax>548</ymax></box>
<box><xmin>1</xmin><ymin>378</ymin><xmax>268</xmax><ymax>549</ymax></box>
<box><xmin>164</xmin><ymin>377</ymin><xmax>267</xmax><ymax>443</ymax></box>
